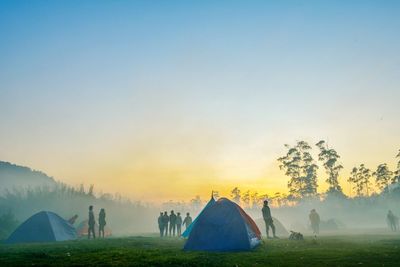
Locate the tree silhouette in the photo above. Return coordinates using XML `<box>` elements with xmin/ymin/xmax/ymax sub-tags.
<box><xmin>230</xmin><ymin>187</ymin><xmax>241</xmax><ymax>204</ymax></box>
<box><xmin>316</xmin><ymin>140</ymin><xmax>343</xmax><ymax>195</ymax></box>
<box><xmin>278</xmin><ymin>141</ymin><xmax>318</xmax><ymax>199</ymax></box>
<box><xmin>393</xmin><ymin>149</ymin><xmax>400</xmax><ymax>183</ymax></box>
<box><xmin>348</xmin><ymin>164</ymin><xmax>372</xmax><ymax>197</ymax></box>
<box><xmin>241</xmin><ymin>190</ymin><xmax>250</xmax><ymax>208</ymax></box>
<box><xmin>373</xmin><ymin>163</ymin><xmax>393</xmax><ymax>192</ymax></box>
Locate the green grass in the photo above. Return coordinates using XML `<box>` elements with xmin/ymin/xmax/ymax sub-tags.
<box><xmin>1</xmin><ymin>235</ymin><xmax>400</xmax><ymax>266</ymax></box>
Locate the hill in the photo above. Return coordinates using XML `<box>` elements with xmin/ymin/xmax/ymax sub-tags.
<box><xmin>0</xmin><ymin>161</ymin><xmax>56</xmax><ymax>192</ymax></box>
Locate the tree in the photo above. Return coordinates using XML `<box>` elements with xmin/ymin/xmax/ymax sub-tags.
<box><xmin>241</xmin><ymin>190</ymin><xmax>250</xmax><ymax>208</ymax></box>
<box><xmin>278</xmin><ymin>141</ymin><xmax>319</xmax><ymax>199</ymax></box>
<box><xmin>250</xmin><ymin>192</ymin><xmax>260</xmax><ymax>209</ymax></box>
<box><xmin>373</xmin><ymin>163</ymin><xmax>393</xmax><ymax>191</ymax></box>
<box><xmin>230</xmin><ymin>187</ymin><xmax>241</xmax><ymax>204</ymax></box>
<box><xmin>316</xmin><ymin>140</ymin><xmax>344</xmax><ymax>194</ymax></box>
<box><xmin>347</xmin><ymin>164</ymin><xmax>372</xmax><ymax>197</ymax></box>
<box><xmin>393</xmin><ymin>149</ymin><xmax>400</xmax><ymax>184</ymax></box>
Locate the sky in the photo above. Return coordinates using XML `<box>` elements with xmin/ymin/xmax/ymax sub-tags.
<box><xmin>1</xmin><ymin>0</ymin><xmax>400</xmax><ymax>203</ymax></box>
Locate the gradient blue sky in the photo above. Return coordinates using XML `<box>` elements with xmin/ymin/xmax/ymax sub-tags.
<box><xmin>1</xmin><ymin>1</ymin><xmax>399</xmax><ymax>201</ymax></box>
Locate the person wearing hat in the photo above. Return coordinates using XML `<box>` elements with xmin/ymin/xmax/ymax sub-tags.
<box><xmin>262</xmin><ymin>200</ymin><xmax>277</xmax><ymax>239</ymax></box>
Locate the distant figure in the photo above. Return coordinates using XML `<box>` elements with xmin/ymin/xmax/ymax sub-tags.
<box><xmin>158</xmin><ymin>212</ymin><xmax>164</xmax><ymax>237</ymax></box>
<box><xmin>176</xmin><ymin>212</ymin><xmax>182</xmax><ymax>236</ymax></box>
<box><xmin>162</xmin><ymin>211</ymin><xmax>169</xmax><ymax>236</ymax></box>
<box><xmin>169</xmin><ymin>210</ymin><xmax>177</xmax><ymax>236</ymax></box>
<box><xmin>88</xmin><ymin>205</ymin><xmax>96</xmax><ymax>239</ymax></box>
<box><xmin>67</xmin><ymin>214</ymin><xmax>78</xmax><ymax>225</ymax></box>
<box><xmin>309</xmin><ymin>209</ymin><xmax>320</xmax><ymax>235</ymax></box>
<box><xmin>98</xmin><ymin>208</ymin><xmax>106</xmax><ymax>238</ymax></box>
<box><xmin>262</xmin><ymin>200</ymin><xmax>277</xmax><ymax>239</ymax></box>
<box><xmin>387</xmin><ymin>210</ymin><xmax>398</xmax><ymax>232</ymax></box>
<box><xmin>182</xmin><ymin>212</ymin><xmax>192</xmax><ymax>230</ymax></box>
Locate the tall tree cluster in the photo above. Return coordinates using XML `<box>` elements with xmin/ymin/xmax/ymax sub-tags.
<box><xmin>316</xmin><ymin>140</ymin><xmax>343</xmax><ymax>195</ymax></box>
<box><xmin>373</xmin><ymin>163</ymin><xmax>393</xmax><ymax>191</ymax></box>
<box><xmin>278</xmin><ymin>141</ymin><xmax>318</xmax><ymax>199</ymax></box>
<box><xmin>347</xmin><ymin>164</ymin><xmax>372</xmax><ymax>197</ymax></box>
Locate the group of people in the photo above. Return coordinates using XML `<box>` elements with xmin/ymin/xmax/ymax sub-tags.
<box><xmin>157</xmin><ymin>211</ymin><xmax>192</xmax><ymax>237</ymax></box>
<box><xmin>88</xmin><ymin>205</ymin><xmax>107</xmax><ymax>239</ymax></box>
<box><xmin>156</xmin><ymin>201</ymin><xmax>399</xmax><ymax>239</ymax></box>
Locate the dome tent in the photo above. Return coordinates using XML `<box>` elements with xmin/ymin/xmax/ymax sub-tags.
<box><xmin>6</xmin><ymin>211</ymin><xmax>77</xmax><ymax>244</ymax></box>
<box><xmin>184</xmin><ymin>197</ymin><xmax>261</xmax><ymax>251</ymax></box>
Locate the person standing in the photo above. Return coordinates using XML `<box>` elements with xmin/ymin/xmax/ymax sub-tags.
<box><xmin>98</xmin><ymin>208</ymin><xmax>106</xmax><ymax>238</ymax></box>
<box><xmin>182</xmin><ymin>212</ymin><xmax>192</xmax><ymax>230</ymax></box>
<box><xmin>387</xmin><ymin>210</ymin><xmax>398</xmax><ymax>231</ymax></box>
<box><xmin>309</xmin><ymin>209</ymin><xmax>320</xmax><ymax>235</ymax></box>
<box><xmin>88</xmin><ymin>205</ymin><xmax>96</xmax><ymax>239</ymax></box>
<box><xmin>169</xmin><ymin>210</ymin><xmax>177</xmax><ymax>236</ymax></box>
<box><xmin>158</xmin><ymin>212</ymin><xmax>164</xmax><ymax>237</ymax></box>
<box><xmin>176</xmin><ymin>212</ymin><xmax>182</xmax><ymax>236</ymax></box>
<box><xmin>262</xmin><ymin>200</ymin><xmax>277</xmax><ymax>239</ymax></box>
<box><xmin>162</xmin><ymin>211</ymin><xmax>169</xmax><ymax>236</ymax></box>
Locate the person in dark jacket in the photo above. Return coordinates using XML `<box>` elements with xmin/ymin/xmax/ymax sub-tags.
<box><xmin>262</xmin><ymin>200</ymin><xmax>277</xmax><ymax>239</ymax></box>
<box><xmin>182</xmin><ymin>212</ymin><xmax>192</xmax><ymax>230</ymax></box>
<box><xmin>176</xmin><ymin>212</ymin><xmax>183</xmax><ymax>236</ymax></box>
<box><xmin>88</xmin><ymin>205</ymin><xmax>96</xmax><ymax>239</ymax></box>
<box><xmin>162</xmin><ymin>211</ymin><xmax>169</xmax><ymax>236</ymax></box>
<box><xmin>158</xmin><ymin>212</ymin><xmax>164</xmax><ymax>237</ymax></box>
<box><xmin>98</xmin><ymin>208</ymin><xmax>106</xmax><ymax>238</ymax></box>
<box><xmin>169</xmin><ymin>210</ymin><xmax>177</xmax><ymax>236</ymax></box>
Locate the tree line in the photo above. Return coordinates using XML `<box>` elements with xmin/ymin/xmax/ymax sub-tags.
<box><xmin>278</xmin><ymin>140</ymin><xmax>400</xmax><ymax>199</ymax></box>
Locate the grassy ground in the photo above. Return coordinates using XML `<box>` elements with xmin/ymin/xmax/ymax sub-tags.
<box><xmin>1</xmin><ymin>234</ymin><xmax>400</xmax><ymax>266</ymax></box>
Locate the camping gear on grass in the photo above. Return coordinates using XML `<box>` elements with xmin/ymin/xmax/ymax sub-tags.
<box><xmin>6</xmin><ymin>211</ymin><xmax>77</xmax><ymax>244</ymax></box>
<box><xmin>289</xmin><ymin>231</ymin><xmax>304</xmax><ymax>240</ymax></box>
<box><xmin>184</xmin><ymin>197</ymin><xmax>261</xmax><ymax>251</ymax></box>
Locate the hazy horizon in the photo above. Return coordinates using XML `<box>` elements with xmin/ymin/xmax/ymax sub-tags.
<box><xmin>1</xmin><ymin>0</ymin><xmax>400</xmax><ymax>203</ymax></box>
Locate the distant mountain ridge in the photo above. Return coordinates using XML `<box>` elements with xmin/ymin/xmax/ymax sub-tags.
<box><xmin>0</xmin><ymin>161</ymin><xmax>56</xmax><ymax>191</ymax></box>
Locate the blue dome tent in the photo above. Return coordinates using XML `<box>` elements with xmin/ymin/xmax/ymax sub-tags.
<box><xmin>184</xmin><ymin>197</ymin><xmax>261</xmax><ymax>251</ymax></box>
<box><xmin>6</xmin><ymin>211</ymin><xmax>77</xmax><ymax>244</ymax></box>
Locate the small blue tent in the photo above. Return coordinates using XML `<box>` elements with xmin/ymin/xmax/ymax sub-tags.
<box><xmin>184</xmin><ymin>198</ymin><xmax>261</xmax><ymax>251</ymax></box>
<box><xmin>6</xmin><ymin>211</ymin><xmax>77</xmax><ymax>244</ymax></box>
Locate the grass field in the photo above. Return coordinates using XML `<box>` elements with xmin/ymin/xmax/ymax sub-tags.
<box><xmin>1</xmin><ymin>234</ymin><xmax>400</xmax><ymax>266</ymax></box>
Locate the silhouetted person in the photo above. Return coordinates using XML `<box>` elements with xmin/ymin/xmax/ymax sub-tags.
<box><xmin>387</xmin><ymin>210</ymin><xmax>398</xmax><ymax>232</ymax></box>
<box><xmin>88</xmin><ymin>205</ymin><xmax>96</xmax><ymax>239</ymax></box>
<box><xmin>176</xmin><ymin>212</ymin><xmax>182</xmax><ymax>236</ymax></box>
<box><xmin>309</xmin><ymin>209</ymin><xmax>320</xmax><ymax>235</ymax></box>
<box><xmin>162</xmin><ymin>211</ymin><xmax>169</xmax><ymax>236</ymax></box>
<box><xmin>99</xmin><ymin>208</ymin><xmax>106</xmax><ymax>238</ymax></box>
<box><xmin>262</xmin><ymin>200</ymin><xmax>277</xmax><ymax>239</ymax></box>
<box><xmin>158</xmin><ymin>212</ymin><xmax>164</xmax><ymax>237</ymax></box>
<box><xmin>183</xmin><ymin>212</ymin><xmax>192</xmax><ymax>230</ymax></box>
<box><xmin>169</xmin><ymin>210</ymin><xmax>177</xmax><ymax>236</ymax></box>
<box><xmin>67</xmin><ymin>214</ymin><xmax>78</xmax><ymax>225</ymax></box>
